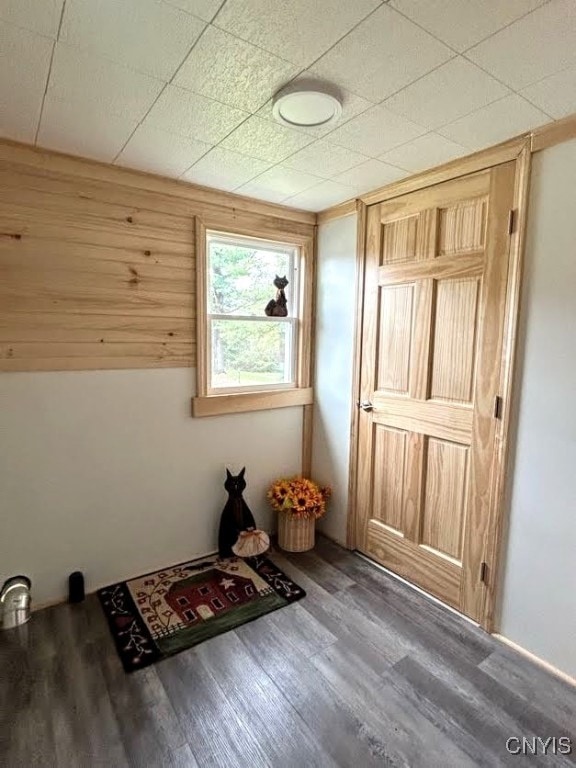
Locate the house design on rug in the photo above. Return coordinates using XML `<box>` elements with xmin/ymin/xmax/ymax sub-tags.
<box><xmin>165</xmin><ymin>568</ymin><xmax>258</xmax><ymax>624</ymax></box>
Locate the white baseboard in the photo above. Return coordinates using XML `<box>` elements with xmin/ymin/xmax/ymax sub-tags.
<box><xmin>353</xmin><ymin>552</ymin><xmax>576</xmax><ymax>688</ymax></box>
<box><xmin>492</xmin><ymin>633</ymin><xmax>576</xmax><ymax>689</ymax></box>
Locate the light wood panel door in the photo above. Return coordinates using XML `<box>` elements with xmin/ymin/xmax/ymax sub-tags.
<box><xmin>355</xmin><ymin>163</ymin><xmax>516</xmax><ymax>622</ymax></box>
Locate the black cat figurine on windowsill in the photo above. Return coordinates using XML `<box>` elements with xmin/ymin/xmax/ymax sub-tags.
<box><xmin>264</xmin><ymin>275</ymin><xmax>289</xmax><ymax>317</ymax></box>
<box><xmin>218</xmin><ymin>467</ymin><xmax>257</xmax><ymax>558</ymax></box>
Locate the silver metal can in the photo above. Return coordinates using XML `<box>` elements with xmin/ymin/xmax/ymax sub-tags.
<box><xmin>1</xmin><ymin>575</ymin><xmax>31</xmax><ymax>630</ymax></box>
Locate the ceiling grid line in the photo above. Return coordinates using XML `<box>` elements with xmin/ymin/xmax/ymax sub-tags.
<box><xmin>111</xmin><ymin>15</ymin><xmax>216</xmax><ymax>163</ymax></box>
<box><xmin>390</xmin><ymin>0</ymin><xmax>553</xmax><ymax>59</ymax></box>
<box><xmin>516</xmin><ymin>58</ymin><xmax>576</xmax><ymax>116</ymax></box>
<box><xmin>384</xmin><ymin>67</ymin><xmax>543</xmax><ymax>134</ymax></box>
<box><xmin>243</xmin><ymin>52</ymin><xmax>471</xmax><ymax>204</ymax></box>
<box><xmin>33</xmin><ymin>0</ymin><xmax>68</xmax><ymax>145</ymax></box>
<box><xmin>18</xmin><ymin>0</ymin><xmax>454</xmax><ymax>195</ymax></box>
<box><xmin>32</xmin><ymin>40</ymin><xmax>57</xmax><ymax>146</ymax></box>
<box><xmin>198</xmin><ymin>1</ymin><xmax>470</xmax><ymax>201</ymax></box>
<box><xmin>279</xmin><ymin>0</ymin><xmax>567</xmax><ymax>204</ymax></box>
<box><xmin>176</xmin><ymin>0</ymin><xmax>390</xmax><ymax>193</ymax></box>
<box><xmin>159</xmin><ymin>0</ymin><xmax>228</xmax><ymax>23</ymax></box>
<box><xmin>296</xmin><ymin>0</ymin><xmax>557</xmax><ymax>142</ymax></box>
<box><xmin>2</xmin><ymin>0</ymin><xmax>575</xmax><ymax>210</ymax></box>
<box><xmin>180</xmin><ymin>7</ymin><xmax>300</xmax><ymax>72</ymax></box>
<box><xmin>220</xmin><ymin>1</ymin><xmax>427</xmax><ymax>195</ymax></box>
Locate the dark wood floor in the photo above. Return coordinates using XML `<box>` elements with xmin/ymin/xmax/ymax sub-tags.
<box><xmin>1</xmin><ymin>537</ymin><xmax>575</xmax><ymax>768</ymax></box>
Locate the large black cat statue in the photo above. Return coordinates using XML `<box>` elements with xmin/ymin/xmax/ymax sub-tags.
<box><xmin>218</xmin><ymin>467</ymin><xmax>257</xmax><ymax>558</ymax></box>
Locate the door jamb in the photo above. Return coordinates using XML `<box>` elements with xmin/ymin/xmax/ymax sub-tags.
<box><xmin>346</xmin><ymin>199</ymin><xmax>367</xmax><ymax>551</ymax></box>
<box><xmin>345</xmin><ymin>138</ymin><xmax>532</xmax><ymax>632</ymax></box>
<box><xmin>481</xmin><ymin>142</ymin><xmax>531</xmax><ymax>631</ymax></box>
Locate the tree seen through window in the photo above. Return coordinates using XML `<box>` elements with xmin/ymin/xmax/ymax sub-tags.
<box><xmin>207</xmin><ymin>238</ymin><xmax>297</xmax><ymax>390</ymax></box>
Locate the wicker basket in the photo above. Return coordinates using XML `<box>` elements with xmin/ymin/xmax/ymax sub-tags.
<box><xmin>277</xmin><ymin>512</ymin><xmax>315</xmax><ymax>552</ymax></box>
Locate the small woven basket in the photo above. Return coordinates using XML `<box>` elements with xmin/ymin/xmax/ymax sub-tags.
<box><xmin>277</xmin><ymin>512</ymin><xmax>315</xmax><ymax>552</ymax></box>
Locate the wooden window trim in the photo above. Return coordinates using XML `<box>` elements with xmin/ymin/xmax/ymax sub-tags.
<box><xmin>192</xmin><ymin>218</ymin><xmax>315</xmax><ymax>417</ymax></box>
<box><xmin>192</xmin><ymin>386</ymin><xmax>314</xmax><ymax>417</ymax></box>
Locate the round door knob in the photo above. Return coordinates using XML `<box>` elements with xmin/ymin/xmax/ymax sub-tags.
<box><xmin>359</xmin><ymin>401</ymin><xmax>373</xmax><ymax>412</ymax></box>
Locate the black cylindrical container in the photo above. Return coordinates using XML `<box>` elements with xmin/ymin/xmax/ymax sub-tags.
<box><xmin>68</xmin><ymin>571</ymin><xmax>85</xmax><ymax>603</ymax></box>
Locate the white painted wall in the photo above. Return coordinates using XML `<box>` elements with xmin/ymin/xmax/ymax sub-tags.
<box><xmin>498</xmin><ymin>140</ymin><xmax>576</xmax><ymax>678</ymax></box>
<box><xmin>0</xmin><ymin>368</ymin><xmax>302</xmax><ymax>605</ymax></box>
<box><xmin>313</xmin><ymin>214</ymin><xmax>358</xmax><ymax>544</ymax></box>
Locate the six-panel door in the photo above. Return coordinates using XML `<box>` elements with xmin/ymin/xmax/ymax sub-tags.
<box><xmin>356</xmin><ymin>163</ymin><xmax>516</xmax><ymax>621</ymax></box>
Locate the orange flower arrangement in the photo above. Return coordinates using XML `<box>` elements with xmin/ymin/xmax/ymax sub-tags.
<box><xmin>267</xmin><ymin>476</ymin><xmax>331</xmax><ymax>520</ymax></box>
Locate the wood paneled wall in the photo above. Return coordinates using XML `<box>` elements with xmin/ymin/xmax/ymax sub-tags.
<box><xmin>0</xmin><ymin>171</ymin><xmax>196</xmax><ymax>370</ymax></box>
<box><xmin>0</xmin><ymin>140</ymin><xmax>315</xmax><ymax>372</ymax></box>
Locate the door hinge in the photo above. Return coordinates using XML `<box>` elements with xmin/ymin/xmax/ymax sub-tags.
<box><xmin>494</xmin><ymin>395</ymin><xmax>503</xmax><ymax>419</ymax></box>
<box><xmin>507</xmin><ymin>209</ymin><xmax>515</xmax><ymax>235</ymax></box>
<box><xmin>480</xmin><ymin>561</ymin><xmax>489</xmax><ymax>584</ymax></box>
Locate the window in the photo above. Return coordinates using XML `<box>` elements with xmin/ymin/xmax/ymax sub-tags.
<box><xmin>193</xmin><ymin>226</ymin><xmax>314</xmax><ymax>417</ymax></box>
<box><xmin>207</xmin><ymin>232</ymin><xmax>298</xmax><ymax>392</ymax></box>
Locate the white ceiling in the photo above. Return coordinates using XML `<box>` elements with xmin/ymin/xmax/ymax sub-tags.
<box><xmin>1</xmin><ymin>0</ymin><xmax>575</xmax><ymax>211</ymax></box>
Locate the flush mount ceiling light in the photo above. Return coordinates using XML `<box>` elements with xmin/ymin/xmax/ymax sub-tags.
<box><xmin>272</xmin><ymin>82</ymin><xmax>343</xmax><ymax>129</ymax></box>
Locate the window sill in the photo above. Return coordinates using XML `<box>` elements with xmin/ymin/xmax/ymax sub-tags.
<box><xmin>192</xmin><ymin>387</ymin><xmax>313</xmax><ymax>417</ymax></box>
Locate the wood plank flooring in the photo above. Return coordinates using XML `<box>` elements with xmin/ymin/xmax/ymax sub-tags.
<box><xmin>1</xmin><ymin>536</ymin><xmax>574</xmax><ymax>767</ymax></box>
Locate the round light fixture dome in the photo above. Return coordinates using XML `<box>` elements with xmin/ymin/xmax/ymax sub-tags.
<box><xmin>272</xmin><ymin>83</ymin><xmax>342</xmax><ymax>128</ymax></box>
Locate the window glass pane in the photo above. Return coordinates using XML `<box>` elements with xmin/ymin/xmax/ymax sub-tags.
<box><xmin>211</xmin><ymin>319</ymin><xmax>293</xmax><ymax>389</ymax></box>
<box><xmin>208</xmin><ymin>240</ymin><xmax>292</xmax><ymax>316</ymax></box>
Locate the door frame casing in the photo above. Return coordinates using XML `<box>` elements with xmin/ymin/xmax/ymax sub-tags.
<box><xmin>346</xmin><ymin>137</ymin><xmax>532</xmax><ymax>632</ymax></box>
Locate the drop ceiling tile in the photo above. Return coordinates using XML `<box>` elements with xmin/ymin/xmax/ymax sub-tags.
<box><xmin>48</xmin><ymin>44</ymin><xmax>165</xmax><ymax>122</ymax></box>
<box><xmin>214</xmin><ymin>0</ymin><xmax>380</xmax><ymax>68</ymax></box>
<box><xmin>116</xmin><ymin>124</ymin><xmax>212</xmax><ymax>177</ymax></box>
<box><xmin>334</xmin><ymin>160</ymin><xmax>407</xmax><ymax>194</ymax></box>
<box><xmin>326</xmin><ymin>104</ymin><xmax>427</xmax><ymax>157</ymax></box>
<box><xmin>383</xmin><ymin>57</ymin><xmax>510</xmax><ymax>130</ymax></box>
<box><xmin>0</xmin><ymin>0</ymin><xmax>64</xmax><ymax>38</ymax></box>
<box><xmin>437</xmin><ymin>94</ymin><xmax>550</xmax><ymax>151</ymax></box>
<box><xmin>221</xmin><ymin>116</ymin><xmax>314</xmax><ymax>164</ymax></box>
<box><xmin>237</xmin><ymin>166</ymin><xmax>323</xmax><ymax>200</ymax></box>
<box><xmin>160</xmin><ymin>0</ymin><xmax>223</xmax><ymax>22</ymax></box>
<box><xmin>380</xmin><ymin>133</ymin><xmax>467</xmax><ymax>172</ymax></box>
<box><xmin>521</xmin><ymin>65</ymin><xmax>576</xmax><ymax>119</ymax></box>
<box><xmin>311</xmin><ymin>4</ymin><xmax>453</xmax><ymax>102</ymax></box>
<box><xmin>0</xmin><ymin>21</ymin><xmax>53</xmax><ymax>142</ymax></box>
<box><xmin>183</xmin><ymin>146</ymin><xmax>271</xmax><ymax>190</ymax></box>
<box><xmin>60</xmin><ymin>0</ymin><xmax>206</xmax><ymax>80</ymax></box>
<box><xmin>467</xmin><ymin>0</ymin><xmax>576</xmax><ymax>90</ymax></box>
<box><xmin>231</xmin><ymin>185</ymin><xmax>288</xmax><ymax>205</ymax></box>
<box><xmin>284</xmin><ymin>139</ymin><xmax>369</xmax><ymax>178</ymax></box>
<box><xmin>145</xmin><ymin>85</ymin><xmax>248</xmax><ymax>144</ymax></box>
<box><xmin>37</xmin><ymin>97</ymin><xmax>139</xmax><ymax>162</ymax></box>
<box><xmin>284</xmin><ymin>180</ymin><xmax>357</xmax><ymax>211</ymax></box>
<box><xmin>174</xmin><ymin>26</ymin><xmax>297</xmax><ymax>113</ymax></box>
<box><xmin>256</xmin><ymin>82</ymin><xmax>374</xmax><ymax>139</ymax></box>
<box><xmin>390</xmin><ymin>0</ymin><xmax>547</xmax><ymax>53</ymax></box>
